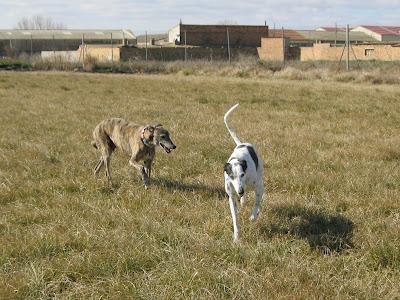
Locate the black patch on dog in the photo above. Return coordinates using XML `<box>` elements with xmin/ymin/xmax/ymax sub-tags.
<box><xmin>224</xmin><ymin>163</ymin><xmax>233</xmax><ymax>178</ymax></box>
<box><xmin>239</xmin><ymin>159</ymin><xmax>247</xmax><ymax>173</ymax></box>
<box><xmin>246</xmin><ymin>146</ymin><xmax>259</xmax><ymax>170</ymax></box>
<box><xmin>236</xmin><ymin>144</ymin><xmax>246</xmax><ymax>149</ymax></box>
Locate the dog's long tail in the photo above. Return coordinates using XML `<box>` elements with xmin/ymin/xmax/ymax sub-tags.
<box><xmin>224</xmin><ymin>103</ymin><xmax>241</xmax><ymax>145</ymax></box>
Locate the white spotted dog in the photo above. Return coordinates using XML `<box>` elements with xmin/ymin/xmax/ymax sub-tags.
<box><xmin>223</xmin><ymin>103</ymin><xmax>264</xmax><ymax>242</ymax></box>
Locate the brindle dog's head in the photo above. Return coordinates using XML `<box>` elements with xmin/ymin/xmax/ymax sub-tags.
<box><xmin>142</xmin><ymin>124</ymin><xmax>176</xmax><ymax>153</ymax></box>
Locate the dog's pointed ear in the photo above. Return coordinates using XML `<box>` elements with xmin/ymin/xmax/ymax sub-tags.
<box><xmin>154</xmin><ymin>124</ymin><xmax>163</xmax><ymax>128</ymax></box>
<box><xmin>224</xmin><ymin>163</ymin><xmax>232</xmax><ymax>176</ymax></box>
<box><xmin>239</xmin><ymin>160</ymin><xmax>247</xmax><ymax>173</ymax></box>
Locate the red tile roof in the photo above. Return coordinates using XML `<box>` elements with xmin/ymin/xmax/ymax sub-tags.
<box><xmin>360</xmin><ymin>26</ymin><xmax>400</xmax><ymax>36</ymax></box>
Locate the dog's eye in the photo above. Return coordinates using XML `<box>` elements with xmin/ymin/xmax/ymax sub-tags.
<box><xmin>240</xmin><ymin>174</ymin><xmax>244</xmax><ymax>178</ymax></box>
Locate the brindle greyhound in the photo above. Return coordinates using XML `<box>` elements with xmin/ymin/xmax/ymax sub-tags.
<box><xmin>91</xmin><ymin>118</ymin><xmax>176</xmax><ymax>188</ymax></box>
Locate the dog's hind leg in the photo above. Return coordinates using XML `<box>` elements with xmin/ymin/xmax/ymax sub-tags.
<box><xmin>228</xmin><ymin>196</ymin><xmax>240</xmax><ymax>242</ymax></box>
<box><xmin>100</xmin><ymin>147</ymin><xmax>113</xmax><ymax>185</ymax></box>
<box><xmin>250</xmin><ymin>184</ymin><xmax>264</xmax><ymax>221</ymax></box>
<box><xmin>103</xmin><ymin>154</ymin><xmax>112</xmax><ymax>184</ymax></box>
<box><xmin>94</xmin><ymin>159</ymin><xmax>104</xmax><ymax>176</ymax></box>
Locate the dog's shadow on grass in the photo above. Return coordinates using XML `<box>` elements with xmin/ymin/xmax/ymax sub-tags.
<box><xmin>152</xmin><ymin>177</ymin><xmax>226</xmax><ymax>199</ymax></box>
<box><xmin>261</xmin><ymin>203</ymin><xmax>354</xmax><ymax>253</ymax></box>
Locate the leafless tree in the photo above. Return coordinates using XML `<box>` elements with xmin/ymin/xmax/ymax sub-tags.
<box><xmin>16</xmin><ymin>15</ymin><xmax>66</xmax><ymax>30</ymax></box>
<box><xmin>217</xmin><ymin>20</ymin><xmax>239</xmax><ymax>25</ymax></box>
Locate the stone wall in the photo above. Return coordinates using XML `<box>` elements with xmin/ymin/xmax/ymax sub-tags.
<box><xmin>120</xmin><ymin>46</ymin><xmax>258</xmax><ymax>61</ymax></box>
<box><xmin>301</xmin><ymin>43</ymin><xmax>400</xmax><ymax>61</ymax></box>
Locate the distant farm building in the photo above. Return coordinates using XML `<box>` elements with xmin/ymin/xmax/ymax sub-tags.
<box><xmin>301</xmin><ymin>42</ymin><xmax>400</xmax><ymax>61</ymax></box>
<box><xmin>315</xmin><ymin>27</ymin><xmax>349</xmax><ymax>32</ymax></box>
<box><xmin>351</xmin><ymin>25</ymin><xmax>400</xmax><ymax>42</ymax></box>
<box><xmin>258</xmin><ymin>29</ymin><xmax>376</xmax><ymax>61</ymax></box>
<box><xmin>0</xmin><ymin>29</ymin><xmax>136</xmax><ymax>56</ymax></box>
<box><xmin>168</xmin><ymin>23</ymin><xmax>268</xmax><ymax>47</ymax></box>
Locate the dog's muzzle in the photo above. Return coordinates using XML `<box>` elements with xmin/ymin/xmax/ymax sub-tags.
<box><xmin>159</xmin><ymin>143</ymin><xmax>176</xmax><ymax>154</ymax></box>
<box><xmin>238</xmin><ymin>188</ymin><xmax>244</xmax><ymax>197</ymax></box>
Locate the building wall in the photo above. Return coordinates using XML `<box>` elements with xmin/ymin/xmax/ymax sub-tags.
<box><xmin>173</xmin><ymin>25</ymin><xmax>268</xmax><ymax>47</ymax></box>
<box><xmin>0</xmin><ymin>38</ymin><xmax>133</xmax><ymax>56</ymax></box>
<box><xmin>168</xmin><ymin>25</ymin><xmax>180</xmax><ymax>43</ymax></box>
<box><xmin>120</xmin><ymin>46</ymin><xmax>258</xmax><ymax>61</ymax></box>
<box><xmin>77</xmin><ymin>45</ymin><xmax>120</xmax><ymax>62</ymax></box>
<box><xmin>257</xmin><ymin>37</ymin><xmax>290</xmax><ymax>61</ymax></box>
<box><xmin>41</xmin><ymin>45</ymin><xmax>121</xmax><ymax>62</ymax></box>
<box><xmin>381</xmin><ymin>35</ymin><xmax>400</xmax><ymax>42</ymax></box>
<box><xmin>301</xmin><ymin>43</ymin><xmax>400</xmax><ymax>61</ymax></box>
<box><xmin>41</xmin><ymin>51</ymin><xmax>78</xmax><ymax>61</ymax></box>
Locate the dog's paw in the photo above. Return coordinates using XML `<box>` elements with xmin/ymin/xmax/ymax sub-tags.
<box><xmin>249</xmin><ymin>214</ymin><xmax>258</xmax><ymax>221</ymax></box>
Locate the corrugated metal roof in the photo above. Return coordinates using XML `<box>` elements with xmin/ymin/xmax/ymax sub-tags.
<box><xmin>268</xmin><ymin>29</ymin><xmax>305</xmax><ymax>40</ymax></box>
<box><xmin>0</xmin><ymin>29</ymin><xmax>136</xmax><ymax>40</ymax></box>
<box><xmin>296</xmin><ymin>30</ymin><xmax>377</xmax><ymax>42</ymax></box>
<box><xmin>316</xmin><ymin>27</ymin><xmax>348</xmax><ymax>32</ymax></box>
<box><xmin>269</xmin><ymin>29</ymin><xmax>377</xmax><ymax>42</ymax></box>
<box><xmin>357</xmin><ymin>25</ymin><xmax>400</xmax><ymax>36</ymax></box>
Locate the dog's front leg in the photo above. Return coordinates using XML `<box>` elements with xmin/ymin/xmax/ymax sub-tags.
<box><xmin>129</xmin><ymin>158</ymin><xmax>149</xmax><ymax>188</ymax></box>
<box><xmin>240</xmin><ymin>194</ymin><xmax>247</xmax><ymax>207</ymax></box>
<box><xmin>144</xmin><ymin>159</ymin><xmax>152</xmax><ymax>183</ymax></box>
<box><xmin>228</xmin><ymin>196</ymin><xmax>240</xmax><ymax>242</ymax></box>
<box><xmin>250</xmin><ymin>184</ymin><xmax>264</xmax><ymax>221</ymax></box>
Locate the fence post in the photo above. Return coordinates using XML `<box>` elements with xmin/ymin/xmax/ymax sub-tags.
<box><xmin>145</xmin><ymin>31</ymin><xmax>148</xmax><ymax>63</ymax></box>
<box><xmin>53</xmin><ymin>34</ymin><xmax>56</xmax><ymax>65</ymax></box>
<box><xmin>30</xmin><ymin>34</ymin><xmax>33</xmax><ymax>59</ymax></box>
<box><xmin>226</xmin><ymin>27</ymin><xmax>231</xmax><ymax>64</ymax></box>
<box><xmin>184</xmin><ymin>31</ymin><xmax>187</xmax><ymax>62</ymax></box>
<box><xmin>346</xmin><ymin>24</ymin><xmax>350</xmax><ymax>71</ymax></box>
<box><xmin>282</xmin><ymin>27</ymin><xmax>285</xmax><ymax>67</ymax></box>
<box><xmin>111</xmin><ymin>32</ymin><xmax>113</xmax><ymax>66</ymax></box>
<box><xmin>82</xmin><ymin>34</ymin><xmax>85</xmax><ymax>69</ymax></box>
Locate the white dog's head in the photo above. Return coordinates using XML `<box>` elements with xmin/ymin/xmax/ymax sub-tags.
<box><xmin>224</xmin><ymin>158</ymin><xmax>247</xmax><ymax>196</ymax></box>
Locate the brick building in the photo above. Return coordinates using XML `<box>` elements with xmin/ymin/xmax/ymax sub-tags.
<box><xmin>168</xmin><ymin>23</ymin><xmax>268</xmax><ymax>47</ymax></box>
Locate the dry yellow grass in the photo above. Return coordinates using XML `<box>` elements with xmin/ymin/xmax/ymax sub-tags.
<box><xmin>0</xmin><ymin>71</ymin><xmax>399</xmax><ymax>299</ymax></box>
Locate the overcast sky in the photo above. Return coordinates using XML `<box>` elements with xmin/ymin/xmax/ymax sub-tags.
<box><xmin>0</xmin><ymin>0</ymin><xmax>399</xmax><ymax>34</ymax></box>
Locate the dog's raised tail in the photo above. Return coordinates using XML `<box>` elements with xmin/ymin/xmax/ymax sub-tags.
<box><xmin>224</xmin><ymin>103</ymin><xmax>241</xmax><ymax>145</ymax></box>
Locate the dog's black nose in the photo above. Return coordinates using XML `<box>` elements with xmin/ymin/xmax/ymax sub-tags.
<box><xmin>171</xmin><ymin>144</ymin><xmax>176</xmax><ymax>149</ymax></box>
<box><xmin>238</xmin><ymin>188</ymin><xmax>244</xmax><ymax>196</ymax></box>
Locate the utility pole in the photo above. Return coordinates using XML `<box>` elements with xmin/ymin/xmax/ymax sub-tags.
<box><xmin>346</xmin><ymin>24</ymin><xmax>350</xmax><ymax>71</ymax></box>
<box><xmin>226</xmin><ymin>27</ymin><xmax>231</xmax><ymax>64</ymax></box>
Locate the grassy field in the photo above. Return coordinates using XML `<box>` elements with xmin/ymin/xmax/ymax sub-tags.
<box><xmin>0</xmin><ymin>71</ymin><xmax>399</xmax><ymax>299</ymax></box>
